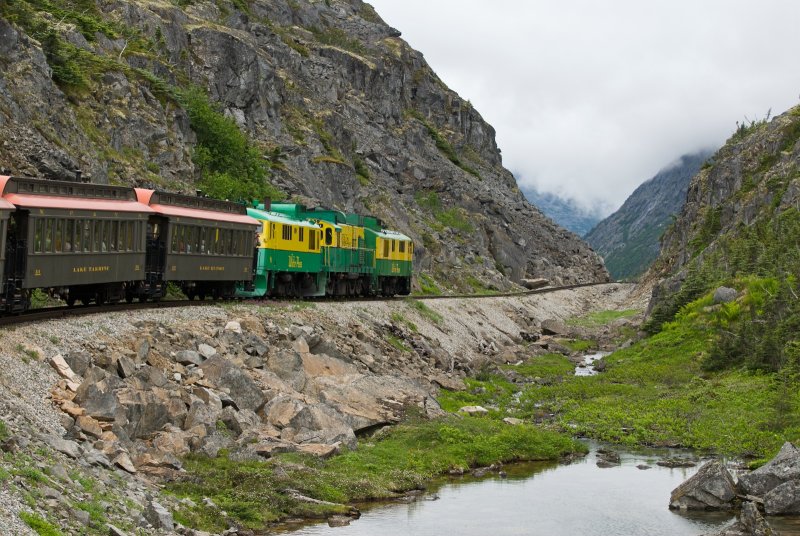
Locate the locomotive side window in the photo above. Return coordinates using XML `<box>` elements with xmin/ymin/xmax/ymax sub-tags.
<box><xmin>399</xmin><ymin>241</ymin><xmax>405</xmax><ymax>253</ymax></box>
<box><xmin>309</xmin><ymin>229</ymin><xmax>317</xmax><ymax>250</ymax></box>
<box><xmin>299</xmin><ymin>227</ymin><xmax>304</xmax><ymax>243</ymax></box>
<box><xmin>282</xmin><ymin>225</ymin><xmax>291</xmax><ymax>241</ymax></box>
<box><xmin>383</xmin><ymin>240</ymin><xmax>389</xmax><ymax>258</ymax></box>
<box><xmin>325</xmin><ymin>228</ymin><xmax>333</xmax><ymax>245</ymax></box>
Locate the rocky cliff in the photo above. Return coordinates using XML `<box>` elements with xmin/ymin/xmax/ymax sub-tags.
<box><xmin>0</xmin><ymin>0</ymin><xmax>608</xmax><ymax>290</ymax></box>
<box><xmin>645</xmin><ymin>106</ymin><xmax>800</xmax><ymax>326</ymax></box>
<box><xmin>585</xmin><ymin>150</ymin><xmax>712</xmax><ymax>281</ymax></box>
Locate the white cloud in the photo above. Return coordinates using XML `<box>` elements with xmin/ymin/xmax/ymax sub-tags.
<box><xmin>369</xmin><ymin>0</ymin><xmax>800</xmax><ymax>215</ymax></box>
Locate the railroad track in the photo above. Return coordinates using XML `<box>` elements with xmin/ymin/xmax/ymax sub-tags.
<box><xmin>0</xmin><ymin>282</ymin><xmax>611</xmax><ymax>327</ymax></box>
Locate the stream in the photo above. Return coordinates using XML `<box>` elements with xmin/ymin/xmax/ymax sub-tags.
<box><xmin>280</xmin><ymin>443</ymin><xmax>800</xmax><ymax>536</ymax></box>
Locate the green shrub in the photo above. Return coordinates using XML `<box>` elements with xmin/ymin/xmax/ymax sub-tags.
<box><xmin>178</xmin><ymin>87</ymin><xmax>284</xmax><ymax>202</ymax></box>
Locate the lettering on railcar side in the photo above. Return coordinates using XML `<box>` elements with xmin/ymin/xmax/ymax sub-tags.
<box><xmin>200</xmin><ymin>266</ymin><xmax>225</xmax><ymax>272</ymax></box>
<box><xmin>73</xmin><ymin>266</ymin><xmax>111</xmax><ymax>273</ymax></box>
<box><xmin>391</xmin><ymin>263</ymin><xmax>400</xmax><ymax>274</ymax></box>
<box><xmin>288</xmin><ymin>254</ymin><xmax>303</xmax><ymax>268</ymax></box>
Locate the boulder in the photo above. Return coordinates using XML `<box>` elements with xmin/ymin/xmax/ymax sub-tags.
<box><xmin>282</xmin><ymin>404</ymin><xmax>356</xmax><ymax>449</ymax></box>
<box><xmin>702</xmin><ymin>501</ymin><xmax>776</xmax><ymax>536</ymax></box>
<box><xmin>184</xmin><ymin>400</ymin><xmax>219</xmax><ymax>433</ymax></box>
<box><xmin>764</xmin><ymin>480</ymin><xmax>800</xmax><ymax>515</ymax></box>
<box><xmin>670</xmin><ymin>461</ymin><xmax>737</xmax><ymax>510</ymax></box>
<box><xmin>199</xmin><ymin>355</ymin><xmax>265</xmax><ymax>412</ymax></box>
<box><xmin>264</xmin><ymin>396</ymin><xmax>305</xmax><ymax>428</ymax></box>
<box><xmin>144</xmin><ymin>498</ymin><xmax>173</xmax><ymax>530</ymax></box>
<box><xmin>175</xmin><ymin>350</ymin><xmax>203</xmax><ymax>366</ymax></box>
<box><xmin>459</xmin><ymin>405</ymin><xmax>489</xmax><ymax>415</ymax></box>
<box><xmin>73</xmin><ymin>369</ymin><xmax>121</xmax><ymax>422</ymax></box>
<box><xmin>520</xmin><ymin>278</ymin><xmax>548</xmax><ymax>290</ymax></box>
<box><xmin>541</xmin><ymin>319</ymin><xmax>569</xmax><ymax>336</ymax></box>
<box><xmin>738</xmin><ymin>442</ymin><xmax>800</xmax><ymax>497</ymax></box>
<box><xmin>116</xmin><ymin>388</ymin><xmax>187</xmax><ymax>439</ymax></box>
<box><xmin>713</xmin><ymin>287</ymin><xmax>738</xmax><ymax>304</ymax></box>
<box><xmin>219</xmin><ymin>406</ymin><xmax>260</xmax><ymax>437</ymax></box>
<box><xmin>63</xmin><ymin>351</ymin><xmax>91</xmax><ymax>377</ymax></box>
<box><xmin>197</xmin><ymin>343</ymin><xmax>217</xmax><ymax>360</ymax></box>
<box><xmin>49</xmin><ymin>354</ymin><xmax>78</xmax><ymax>382</ymax></box>
<box><xmin>116</xmin><ymin>355</ymin><xmax>137</xmax><ymax>379</ymax></box>
<box><xmin>268</xmin><ymin>350</ymin><xmax>307</xmax><ymax>392</ymax></box>
<box><xmin>224</xmin><ymin>320</ymin><xmax>242</xmax><ymax>334</ymax></box>
<box><xmin>42</xmin><ymin>435</ymin><xmax>81</xmax><ymax>459</ymax></box>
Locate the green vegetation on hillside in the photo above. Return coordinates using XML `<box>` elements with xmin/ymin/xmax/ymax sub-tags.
<box><xmin>406</xmin><ymin>109</ymin><xmax>480</xmax><ymax>177</ymax></box>
<box><xmin>1</xmin><ymin>0</ymin><xmax>284</xmax><ymax>201</ymax></box>
<box><xmin>178</xmin><ymin>87</ymin><xmax>284</xmax><ymax>202</ymax></box>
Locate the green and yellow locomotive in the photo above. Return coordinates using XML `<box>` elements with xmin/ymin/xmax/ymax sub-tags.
<box><xmin>240</xmin><ymin>202</ymin><xmax>413</xmax><ymax>298</ymax></box>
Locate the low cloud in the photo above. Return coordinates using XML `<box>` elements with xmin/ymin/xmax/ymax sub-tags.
<box><xmin>370</xmin><ymin>0</ymin><xmax>800</xmax><ymax>215</ymax></box>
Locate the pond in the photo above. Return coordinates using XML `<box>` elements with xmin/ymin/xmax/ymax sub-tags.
<box><xmin>280</xmin><ymin>443</ymin><xmax>799</xmax><ymax>536</ymax></box>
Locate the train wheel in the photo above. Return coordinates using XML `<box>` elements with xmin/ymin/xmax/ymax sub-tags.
<box><xmin>186</xmin><ymin>290</ymin><xmax>195</xmax><ymax>301</ymax></box>
<box><xmin>66</xmin><ymin>296</ymin><xmax>76</xmax><ymax>307</ymax></box>
<box><xmin>125</xmin><ymin>294</ymin><xmax>134</xmax><ymax>304</ymax></box>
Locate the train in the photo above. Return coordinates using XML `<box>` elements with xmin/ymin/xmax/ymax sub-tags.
<box><xmin>0</xmin><ymin>175</ymin><xmax>413</xmax><ymax>313</ymax></box>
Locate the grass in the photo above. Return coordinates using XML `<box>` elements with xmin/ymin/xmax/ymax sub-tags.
<box><xmin>390</xmin><ymin>312</ymin><xmax>418</xmax><ymax>333</ymax></box>
<box><xmin>502</xmin><ymin>354</ymin><xmax>575</xmax><ymax>380</ymax></box>
<box><xmin>19</xmin><ymin>512</ymin><xmax>63</xmax><ymax>536</ymax></box>
<box><xmin>406</xmin><ymin>299</ymin><xmax>443</xmax><ymax>325</ymax></box>
<box><xmin>166</xmin><ymin>417</ymin><xmax>584</xmax><ymax>532</ymax></box>
<box><xmin>387</xmin><ymin>335</ymin><xmax>410</xmax><ymax>353</ymax></box>
<box><xmin>516</xmin><ymin>294</ymin><xmax>800</xmax><ymax>458</ymax></box>
<box><xmin>567</xmin><ymin>309</ymin><xmax>639</xmax><ymax>328</ymax></box>
<box><xmin>415</xmin><ymin>273</ymin><xmax>441</xmax><ymax>295</ymax></box>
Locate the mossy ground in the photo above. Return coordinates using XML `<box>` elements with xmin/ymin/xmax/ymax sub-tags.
<box><xmin>166</xmin><ymin>417</ymin><xmax>583</xmax><ymax>532</ymax></box>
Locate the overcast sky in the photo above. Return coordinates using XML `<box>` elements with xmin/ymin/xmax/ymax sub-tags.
<box><xmin>368</xmin><ymin>0</ymin><xmax>800</xmax><ymax>216</ymax></box>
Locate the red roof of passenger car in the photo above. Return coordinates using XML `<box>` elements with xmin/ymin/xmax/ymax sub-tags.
<box><xmin>135</xmin><ymin>189</ymin><xmax>260</xmax><ymax>226</ymax></box>
<box><xmin>0</xmin><ymin>198</ymin><xmax>14</xmax><ymax>210</ymax></box>
<box><xmin>0</xmin><ymin>176</ymin><xmax>151</xmax><ymax>213</ymax></box>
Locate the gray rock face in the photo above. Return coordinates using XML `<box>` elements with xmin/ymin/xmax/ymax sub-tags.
<box><xmin>0</xmin><ymin>0</ymin><xmax>608</xmax><ymax>290</ymax></box>
<box><xmin>738</xmin><ymin>442</ymin><xmax>800</xmax><ymax>497</ymax></box>
<box><xmin>648</xmin><ymin>107</ymin><xmax>800</xmax><ymax>317</ymax></box>
<box><xmin>764</xmin><ymin>480</ymin><xmax>800</xmax><ymax>515</ymax></box>
<box><xmin>670</xmin><ymin>461</ymin><xmax>737</xmax><ymax>510</ymax></box>
<box><xmin>199</xmin><ymin>355</ymin><xmax>265</xmax><ymax>412</ymax></box>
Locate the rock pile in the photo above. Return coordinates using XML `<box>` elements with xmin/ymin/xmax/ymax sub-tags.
<box><xmin>48</xmin><ymin>314</ymin><xmax>445</xmax><ymax>482</ymax></box>
<box><xmin>670</xmin><ymin>442</ymin><xmax>800</xmax><ymax>536</ymax></box>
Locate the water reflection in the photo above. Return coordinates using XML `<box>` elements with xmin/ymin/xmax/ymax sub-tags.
<box><xmin>281</xmin><ymin>444</ymin><xmax>749</xmax><ymax>536</ymax></box>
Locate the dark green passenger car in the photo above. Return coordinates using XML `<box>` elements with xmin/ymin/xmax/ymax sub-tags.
<box><xmin>0</xmin><ymin>176</ymin><xmax>152</xmax><ymax>307</ymax></box>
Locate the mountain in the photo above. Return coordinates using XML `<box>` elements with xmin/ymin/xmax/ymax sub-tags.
<box><xmin>0</xmin><ymin>0</ymin><xmax>608</xmax><ymax>291</ymax></box>
<box><xmin>585</xmin><ymin>151</ymin><xmax>713</xmax><ymax>281</ymax></box>
<box><xmin>520</xmin><ymin>186</ymin><xmax>602</xmax><ymax>237</ymax></box>
<box><xmin>644</xmin><ymin>105</ymin><xmax>800</xmax><ymax>372</ymax></box>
